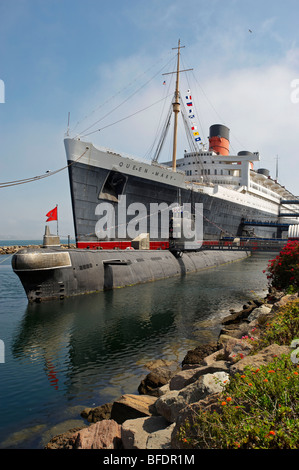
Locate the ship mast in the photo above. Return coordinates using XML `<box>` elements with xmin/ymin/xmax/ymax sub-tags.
<box><xmin>163</xmin><ymin>39</ymin><xmax>192</xmax><ymax>171</ymax></box>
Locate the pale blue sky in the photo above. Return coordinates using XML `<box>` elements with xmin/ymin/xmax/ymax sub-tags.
<box><xmin>1</xmin><ymin>0</ymin><xmax>299</xmax><ymax>238</ymax></box>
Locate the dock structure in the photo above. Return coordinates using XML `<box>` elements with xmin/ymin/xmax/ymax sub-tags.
<box><xmin>279</xmin><ymin>198</ymin><xmax>299</xmax><ymax>217</ymax></box>
<box><xmin>202</xmin><ymin>238</ymin><xmax>291</xmax><ymax>252</ymax></box>
<box><xmin>240</xmin><ymin>217</ymin><xmax>299</xmax><ymax>239</ymax></box>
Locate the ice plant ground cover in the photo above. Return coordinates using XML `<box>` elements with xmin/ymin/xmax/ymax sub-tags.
<box><xmin>178</xmin><ymin>242</ymin><xmax>299</xmax><ymax>449</ymax></box>
<box><xmin>252</xmin><ymin>300</ymin><xmax>299</xmax><ymax>351</ymax></box>
<box><xmin>179</xmin><ymin>355</ymin><xmax>299</xmax><ymax>449</ymax></box>
<box><xmin>178</xmin><ymin>300</ymin><xmax>299</xmax><ymax>449</ymax></box>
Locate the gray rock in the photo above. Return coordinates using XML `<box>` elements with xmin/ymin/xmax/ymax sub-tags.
<box><xmin>221</xmin><ymin>305</ymin><xmax>256</xmax><ymax>325</ymax></box>
<box><xmin>182</xmin><ymin>342</ymin><xmax>219</xmax><ymax>367</ymax></box>
<box><xmin>169</xmin><ymin>362</ymin><xmax>230</xmax><ymax>391</ymax></box>
<box><xmin>227</xmin><ymin>339</ymin><xmax>254</xmax><ymax>361</ymax></box>
<box><xmin>73</xmin><ymin>420</ymin><xmax>122</xmax><ymax>449</ymax></box>
<box><xmin>138</xmin><ymin>365</ymin><xmax>178</xmax><ymax>396</ymax></box>
<box><xmin>157</xmin><ymin>383</ymin><xmax>170</xmax><ymax>396</ymax></box>
<box><xmin>155</xmin><ymin>371</ymin><xmax>229</xmax><ymax>423</ymax></box>
<box><xmin>230</xmin><ymin>344</ymin><xmax>291</xmax><ymax>375</ymax></box>
<box><xmin>219</xmin><ymin>322</ymin><xmax>252</xmax><ymax>339</ymax></box>
<box><xmin>247</xmin><ymin>305</ymin><xmax>272</xmax><ymax>322</ymax></box>
<box><xmin>81</xmin><ymin>402</ymin><xmax>113</xmax><ymax>423</ymax></box>
<box><xmin>154</xmin><ymin>390</ymin><xmax>181</xmax><ymax>423</ymax></box>
<box><xmin>271</xmin><ymin>294</ymin><xmax>298</xmax><ymax>312</ymax></box>
<box><xmin>121</xmin><ymin>415</ymin><xmax>172</xmax><ymax>449</ymax></box>
<box><xmin>111</xmin><ymin>394</ymin><xmax>157</xmax><ymax>424</ymax></box>
<box><xmin>168</xmin><ymin>369</ymin><xmax>196</xmax><ymax>391</ymax></box>
<box><xmin>146</xmin><ymin>423</ymin><xmax>175</xmax><ymax>449</ymax></box>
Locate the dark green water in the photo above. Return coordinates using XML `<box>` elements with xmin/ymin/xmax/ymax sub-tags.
<box><xmin>0</xmin><ymin>248</ymin><xmax>271</xmax><ymax>448</ymax></box>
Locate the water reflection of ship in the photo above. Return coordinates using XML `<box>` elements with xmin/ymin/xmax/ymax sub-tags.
<box><xmin>11</xmin><ymin>286</ymin><xmax>178</xmax><ymax>394</ymax></box>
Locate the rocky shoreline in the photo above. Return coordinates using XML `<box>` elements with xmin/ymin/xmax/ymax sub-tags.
<box><xmin>0</xmin><ymin>244</ymin><xmax>76</xmax><ymax>255</ymax></box>
<box><xmin>45</xmin><ymin>287</ymin><xmax>298</xmax><ymax>450</ymax></box>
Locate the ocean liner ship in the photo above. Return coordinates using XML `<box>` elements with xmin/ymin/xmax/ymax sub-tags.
<box><xmin>64</xmin><ymin>41</ymin><xmax>299</xmax><ymax>250</ymax></box>
<box><xmin>11</xmin><ymin>42</ymin><xmax>299</xmax><ymax>301</ymax></box>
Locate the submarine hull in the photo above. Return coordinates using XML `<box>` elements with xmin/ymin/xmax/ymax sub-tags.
<box><xmin>12</xmin><ymin>247</ymin><xmax>250</xmax><ymax>302</ymax></box>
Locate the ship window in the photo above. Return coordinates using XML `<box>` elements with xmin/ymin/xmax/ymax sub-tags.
<box><xmin>99</xmin><ymin>170</ymin><xmax>128</xmax><ymax>202</ymax></box>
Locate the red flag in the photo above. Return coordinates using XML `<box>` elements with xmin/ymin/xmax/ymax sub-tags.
<box><xmin>46</xmin><ymin>206</ymin><xmax>58</xmax><ymax>222</ymax></box>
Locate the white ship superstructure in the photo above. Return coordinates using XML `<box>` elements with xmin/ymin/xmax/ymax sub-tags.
<box><xmin>175</xmin><ymin>147</ymin><xmax>297</xmax><ymax>215</ymax></box>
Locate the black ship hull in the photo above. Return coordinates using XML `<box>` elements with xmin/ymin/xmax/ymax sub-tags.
<box><xmin>68</xmin><ymin>160</ymin><xmax>284</xmax><ymax>247</ymax></box>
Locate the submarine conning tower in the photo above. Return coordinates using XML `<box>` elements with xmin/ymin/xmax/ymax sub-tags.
<box><xmin>208</xmin><ymin>124</ymin><xmax>230</xmax><ymax>156</ymax></box>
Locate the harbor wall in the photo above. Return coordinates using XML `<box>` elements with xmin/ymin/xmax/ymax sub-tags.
<box><xmin>12</xmin><ymin>248</ymin><xmax>250</xmax><ymax>302</ymax></box>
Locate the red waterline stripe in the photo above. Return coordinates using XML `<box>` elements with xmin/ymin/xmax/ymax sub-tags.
<box><xmin>76</xmin><ymin>241</ymin><xmax>170</xmax><ymax>250</ymax></box>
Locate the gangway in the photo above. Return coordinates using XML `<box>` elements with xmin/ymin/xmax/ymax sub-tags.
<box><xmin>242</xmin><ymin>220</ymin><xmax>289</xmax><ymax>229</ymax></box>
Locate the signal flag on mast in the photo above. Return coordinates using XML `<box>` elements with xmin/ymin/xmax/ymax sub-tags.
<box><xmin>46</xmin><ymin>205</ymin><xmax>59</xmax><ymax>235</ymax></box>
<box><xmin>46</xmin><ymin>206</ymin><xmax>58</xmax><ymax>222</ymax></box>
<box><xmin>184</xmin><ymin>89</ymin><xmax>201</xmax><ymax>144</ymax></box>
